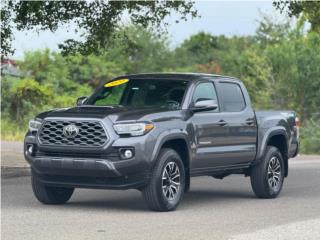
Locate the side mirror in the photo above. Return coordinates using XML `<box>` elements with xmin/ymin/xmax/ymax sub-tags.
<box><xmin>76</xmin><ymin>96</ymin><xmax>88</xmax><ymax>106</ymax></box>
<box><xmin>191</xmin><ymin>99</ymin><xmax>218</xmax><ymax>112</ymax></box>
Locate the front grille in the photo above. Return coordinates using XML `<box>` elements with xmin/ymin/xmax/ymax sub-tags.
<box><xmin>38</xmin><ymin>119</ymin><xmax>108</xmax><ymax>147</ymax></box>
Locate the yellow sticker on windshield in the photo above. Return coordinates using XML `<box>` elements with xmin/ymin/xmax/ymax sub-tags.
<box><xmin>104</xmin><ymin>79</ymin><xmax>129</xmax><ymax>88</ymax></box>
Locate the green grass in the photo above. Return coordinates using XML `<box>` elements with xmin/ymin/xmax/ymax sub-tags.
<box><xmin>1</xmin><ymin>119</ymin><xmax>26</xmax><ymax>141</ymax></box>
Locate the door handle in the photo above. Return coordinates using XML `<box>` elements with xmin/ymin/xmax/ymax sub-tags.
<box><xmin>217</xmin><ymin>120</ymin><xmax>227</xmax><ymax>126</ymax></box>
<box><xmin>245</xmin><ymin>118</ymin><xmax>255</xmax><ymax>125</ymax></box>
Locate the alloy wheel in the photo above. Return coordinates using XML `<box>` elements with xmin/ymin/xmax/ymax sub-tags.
<box><xmin>267</xmin><ymin>156</ymin><xmax>282</xmax><ymax>191</ymax></box>
<box><xmin>162</xmin><ymin>161</ymin><xmax>181</xmax><ymax>201</ymax></box>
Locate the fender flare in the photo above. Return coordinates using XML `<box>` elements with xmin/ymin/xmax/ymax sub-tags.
<box><xmin>255</xmin><ymin>126</ymin><xmax>289</xmax><ymax>164</ymax></box>
<box><xmin>150</xmin><ymin>129</ymin><xmax>192</xmax><ymax>165</ymax></box>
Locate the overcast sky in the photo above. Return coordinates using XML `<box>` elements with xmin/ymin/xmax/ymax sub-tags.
<box><xmin>12</xmin><ymin>1</ymin><xmax>278</xmax><ymax>59</ymax></box>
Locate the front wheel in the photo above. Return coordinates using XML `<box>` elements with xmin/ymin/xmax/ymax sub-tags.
<box><xmin>250</xmin><ymin>146</ymin><xmax>285</xmax><ymax>198</ymax></box>
<box><xmin>31</xmin><ymin>172</ymin><xmax>74</xmax><ymax>204</ymax></box>
<box><xmin>142</xmin><ymin>148</ymin><xmax>185</xmax><ymax>211</ymax></box>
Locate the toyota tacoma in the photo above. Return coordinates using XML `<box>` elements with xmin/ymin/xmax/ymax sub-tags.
<box><xmin>24</xmin><ymin>73</ymin><xmax>299</xmax><ymax>211</ymax></box>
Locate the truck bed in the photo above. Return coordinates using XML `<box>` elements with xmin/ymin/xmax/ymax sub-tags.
<box><xmin>255</xmin><ymin>110</ymin><xmax>299</xmax><ymax>159</ymax></box>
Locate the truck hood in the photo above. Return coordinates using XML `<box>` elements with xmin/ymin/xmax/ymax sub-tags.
<box><xmin>37</xmin><ymin>106</ymin><xmax>174</xmax><ymax>123</ymax></box>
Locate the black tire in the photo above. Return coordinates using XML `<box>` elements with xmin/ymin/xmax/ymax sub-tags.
<box><xmin>31</xmin><ymin>172</ymin><xmax>74</xmax><ymax>204</ymax></box>
<box><xmin>250</xmin><ymin>146</ymin><xmax>285</xmax><ymax>198</ymax></box>
<box><xmin>142</xmin><ymin>148</ymin><xmax>185</xmax><ymax>211</ymax></box>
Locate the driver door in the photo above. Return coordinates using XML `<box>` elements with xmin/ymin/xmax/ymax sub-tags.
<box><xmin>189</xmin><ymin>81</ymin><xmax>229</xmax><ymax>172</ymax></box>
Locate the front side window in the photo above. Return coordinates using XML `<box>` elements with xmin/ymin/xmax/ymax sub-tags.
<box><xmin>87</xmin><ymin>78</ymin><xmax>188</xmax><ymax>110</ymax></box>
<box><xmin>192</xmin><ymin>82</ymin><xmax>218</xmax><ymax>103</ymax></box>
<box><xmin>218</xmin><ymin>82</ymin><xmax>246</xmax><ymax>112</ymax></box>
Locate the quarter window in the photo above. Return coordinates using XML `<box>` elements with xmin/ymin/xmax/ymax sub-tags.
<box><xmin>218</xmin><ymin>82</ymin><xmax>246</xmax><ymax>112</ymax></box>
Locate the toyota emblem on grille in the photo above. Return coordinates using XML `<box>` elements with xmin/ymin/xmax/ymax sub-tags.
<box><xmin>63</xmin><ymin>124</ymin><xmax>79</xmax><ymax>138</ymax></box>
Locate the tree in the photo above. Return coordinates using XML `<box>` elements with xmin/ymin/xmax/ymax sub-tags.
<box><xmin>21</xmin><ymin>49</ymin><xmax>70</xmax><ymax>86</ymax></box>
<box><xmin>6</xmin><ymin>78</ymin><xmax>54</xmax><ymax>123</ymax></box>
<box><xmin>65</xmin><ymin>25</ymin><xmax>173</xmax><ymax>86</ymax></box>
<box><xmin>217</xmin><ymin>46</ymin><xmax>273</xmax><ymax>109</ymax></box>
<box><xmin>255</xmin><ymin>13</ymin><xmax>291</xmax><ymax>45</ymax></box>
<box><xmin>1</xmin><ymin>1</ymin><xmax>14</xmax><ymax>57</ymax></box>
<box><xmin>108</xmin><ymin>26</ymin><xmax>173</xmax><ymax>73</ymax></box>
<box><xmin>195</xmin><ymin>61</ymin><xmax>221</xmax><ymax>75</ymax></box>
<box><xmin>265</xmin><ymin>31</ymin><xmax>320</xmax><ymax>121</ymax></box>
<box><xmin>1</xmin><ymin>0</ymin><xmax>198</xmax><ymax>57</ymax></box>
<box><xmin>66</xmin><ymin>53</ymin><xmax>124</xmax><ymax>87</ymax></box>
<box><xmin>273</xmin><ymin>1</ymin><xmax>320</xmax><ymax>32</ymax></box>
<box><xmin>174</xmin><ymin>32</ymin><xmax>218</xmax><ymax>66</ymax></box>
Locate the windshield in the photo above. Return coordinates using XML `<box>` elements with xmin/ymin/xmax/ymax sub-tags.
<box><xmin>86</xmin><ymin>78</ymin><xmax>188</xmax><ymax>110</ymax></box>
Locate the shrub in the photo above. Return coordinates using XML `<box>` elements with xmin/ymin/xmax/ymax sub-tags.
<box><xmin>300</xmin><ymin>118</ymin><xmax>320</xmax><ymax>154</ymax></box>
<box><xmin>1</xmin><ymin>119</ymin><xmax>26</xmax><ymax>141</ymax></box>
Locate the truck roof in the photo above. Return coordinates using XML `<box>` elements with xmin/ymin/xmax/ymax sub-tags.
<box><xmin>113</xmin><ymin>72</ymin><xmax>239</xmax><ymax>81</ymax></box>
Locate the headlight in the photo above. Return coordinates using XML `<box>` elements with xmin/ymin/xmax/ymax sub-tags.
<box><xmin>29</xmin><ymin>119</ymin><xmax>42</xmax><ymax>132</ymax></box>
<box><xmin>113</xmin><ymin>122</ymin><xmax>154</xmax><ymax>136</ymax></box>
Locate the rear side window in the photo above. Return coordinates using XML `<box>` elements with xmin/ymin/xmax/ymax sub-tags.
<box><xmin>218</xmin><ymin>82</ymin><xmax>246</xmax><ymax>112</ymax></box>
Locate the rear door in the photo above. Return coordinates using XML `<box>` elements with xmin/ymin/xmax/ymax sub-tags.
<box><xmin>215</xmin><ymin>80</ymin><xmax>257</xmax><ymax>165</ymax></box>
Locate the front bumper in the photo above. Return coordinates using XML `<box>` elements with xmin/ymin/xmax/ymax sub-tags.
<box><xmin>32</xmin><ymin>170</ymin><xmax>150</xmax><ymax>190</ymax></box>
<box><xmin>24</xmin><ymin>129</ymin><xmax>157</xmax><ymax>189</ymax></box>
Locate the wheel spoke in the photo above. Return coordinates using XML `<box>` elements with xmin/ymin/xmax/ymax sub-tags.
<box><xmin>171</xmin><ymin>180</ymin><xmax>180</xmax><ymax>187</ymax></box>
<box><xmin>273</xmin><ymin>171</ymin><xmax>280</xmax><ymax>177</ymax></box>
<box><xmin>169</xmin><ymin>188</ymin><xmax>174</xmax><ymax>199</ymax></box>
<box><xmin>172</xmin><ymin>166</ymin><xmax>178</xmax><ymax>175</ymax></box>
<box><xmin>165</xmin><ymin>168</ymin><xmax>170</xmax><ymax>178</ymax></box>
<box><xmin>171</xmin><ymin>173</ymin><xmax>180</xmax><ymax>180</ymax></box>
<box><xmin>170</xmin><ymin>185</ymin><xmax>177</xmax><ymax>193</ymax></box>
<box><xmin>269</xmin><ymin>178</ymin><xmax>273</xmax><ymax>187</ymax></box>
<box><xmin>273</xmin><ymin>178</ymin><xmax>277</xmax><ymax>187</ymax></box>
<box><xmin>163</xmin><ymin>186</ymin><xmax>169</xmax><ymax>196</ymax></box>
<box><xmin>169</xmin><ymin>163</ymin><xmax>174</xmax><ymax>173</ymax></box>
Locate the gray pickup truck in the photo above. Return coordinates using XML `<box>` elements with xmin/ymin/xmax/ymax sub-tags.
<box><xmin>24</xmin><ymin>73</ymin><xmax>299</xmax><ymax>211</ymax></box>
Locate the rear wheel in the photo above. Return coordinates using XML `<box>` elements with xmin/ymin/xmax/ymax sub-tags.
<box><xmin>31</xmin><ymin>172</ymin><xmax>74</xmax><ymax>204</ymax></box>
<box><xmin>250</xmin><ymin>146</ymin><xmax>284</xmax><ymax>198</ymax></box>
<box><xmin>142</xmin><ymin>148</ymin><xmax>185</xmax><ymax>211</ymax></box>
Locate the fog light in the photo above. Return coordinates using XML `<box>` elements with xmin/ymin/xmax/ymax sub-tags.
<box><xmin>119</xmin><ymin>148</ymin><xmax>134</xmax><ymax>159</ymax></box>
<box><xmin>124</xmin><ymin>149</ymin><xmax>133</xmax><ymax>159</ymax></box>
<box><xmin>27</xmin><ymin>144</ymin><xmax>34</xmax><ymax>155</ymax></box>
